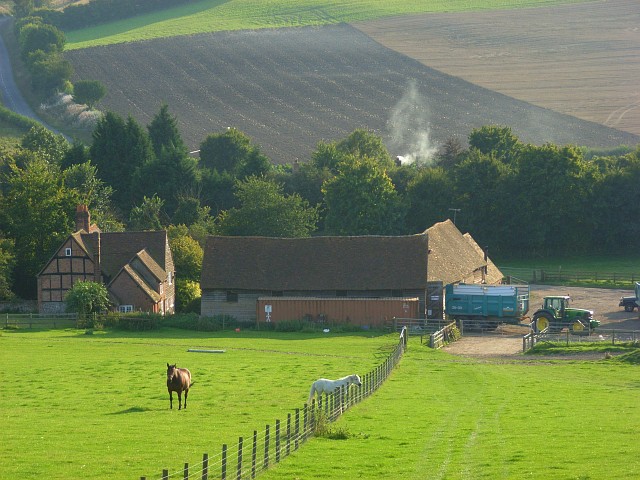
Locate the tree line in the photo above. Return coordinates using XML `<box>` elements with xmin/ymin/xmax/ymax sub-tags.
<box><xmin>24</xmin><ymin>0</ymin><xmax>196</xmax><ymax>31</ymax></box>
<box><xmin>0</xmin><ymin>103</ymin><xmax>638</xmax><ymax>305</ymax></box>
<box><xmin>12</xmin><ymin>3</ymin><xmax>107</xmax><ymax>105</ymax></box>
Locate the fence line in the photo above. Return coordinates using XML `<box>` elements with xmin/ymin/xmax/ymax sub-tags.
<box><xmin>500</xmin><ymin>267</ymin><xmax>640</xmax><ymax>286</ymax></box>
<box><xmin>429</xmin><ymin>322</ymin><xmax>458</xmax><ymax>349</ymax></box>
<box><xmin>140</xmin><ymin>327</ymin><xmax>408</xmax><ymax>480</ymax></box>
<box><xmin>3</xmin><ymin>312</ymin><xmax>78</xmax><ymax>329</ymax></box>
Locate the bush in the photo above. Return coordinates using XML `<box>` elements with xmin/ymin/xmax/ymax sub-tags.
<box><xmin>162</xmin><ymin>314</ymin><xmax>239</xmax><ymax>331</ymax></box>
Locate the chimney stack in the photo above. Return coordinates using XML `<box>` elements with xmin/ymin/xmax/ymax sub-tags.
<box><xmin>75</xmin><ymin>205</ymin><xmax>90</xmax><ymax>232</ymax></box>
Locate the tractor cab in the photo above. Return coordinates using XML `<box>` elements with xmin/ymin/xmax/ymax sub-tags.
<box><xmin>542</xmin><ymin>295</ymin><xmax>570</xmax><ymax>317</ymax></box>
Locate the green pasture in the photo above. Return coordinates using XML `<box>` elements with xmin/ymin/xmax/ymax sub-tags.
<box><xmin>259</xmin><ymin>346</ymin><xmax>640</xmax><ymax>479</ymax></box>
<box><xmin>498</xmin><ymin>255</ymin><xmax>640</xmax><ymax>274</ymax></box>
<box><xmin>498</xmin><ymin>254</ymin><xmax>640</xmax><ymax>288</ymax></box>
<box><xmin>65</xmin><ymin>0</ymin><xmax>590</xmax><ymax>50</ymax></box>
<box><xmin>2</xmin><ymin>327</ymin><xmax>639</xmax><ymax>479</ymax></box>
<box><xmin>1</xmin><ymin>328</ymin><xmax>395</xmax><ymax>480</ymax></box>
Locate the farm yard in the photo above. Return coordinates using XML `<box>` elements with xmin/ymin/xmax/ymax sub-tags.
<box><xmin>64</xmin><ymin>0</ymin><xmax>640</xmax><ymax>164</ymax></box>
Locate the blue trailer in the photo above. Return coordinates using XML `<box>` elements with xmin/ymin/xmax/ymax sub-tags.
<box><xmin>445</xmin><ymin>283</ymin><xmax>530</xmax><ymax>328</ymax></box>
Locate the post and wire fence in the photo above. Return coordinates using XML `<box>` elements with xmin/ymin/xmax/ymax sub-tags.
<box><xmin>140</xmin><ymin>327</ymin><xmax>408</xmax><ymax>480</ymax></box>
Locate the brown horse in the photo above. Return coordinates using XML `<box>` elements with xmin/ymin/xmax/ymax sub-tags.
<box><xmin>166</xmin><ymin>363</ymin><xmax>193</xmax><ymax>410</ymax></box>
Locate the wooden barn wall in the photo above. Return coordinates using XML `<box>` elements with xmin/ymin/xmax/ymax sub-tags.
<box><xmin>201</xmin><ymin>288</ymin><xmax>428</xmax><ymax>323</ymax></box>
<box><xmin>256</xmin><ymin>297</ymin><xmax>420</xmax><ymax>327</ymax></box>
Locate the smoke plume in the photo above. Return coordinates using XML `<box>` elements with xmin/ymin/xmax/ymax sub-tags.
<box><xmin>387</xmin><ymin>80</ymin><xmax>439</xmax><ymax>165</ymax></box>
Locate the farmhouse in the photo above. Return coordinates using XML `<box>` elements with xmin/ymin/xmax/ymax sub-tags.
<box><xmin>36</xmin><ymin>205</ymin><xmax>175</xmax><ymax>315</ymax></box>
<box><xmin>200</xmin><ymin>219</ymin><xmax>501</xmax><ymax>325</ymax></box>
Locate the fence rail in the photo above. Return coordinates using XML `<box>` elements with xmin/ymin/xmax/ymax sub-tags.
<box><xmin>429</xmin><ymin>322</ymin><xmax>458</xmax><ymax>349</ymax></box>
<box><xmin>3</xmin><ymin>313</ymin><xmax>78</xmax><ymax>329</ymax></box>
<box><xmin>536</xmin><ymin>328</ymin><xmax>639</xmax><ymax>346</ymax></box>
<box><xmin>140</xmin><ymin>327</ymin><xmax>408</xmax><ymax>480</ymax></box>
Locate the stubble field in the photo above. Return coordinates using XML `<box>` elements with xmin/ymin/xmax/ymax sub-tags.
<box><xmin>65</xmin><ymin>0</ymin><xmax>640</xmax><ymax>163</ymax></box>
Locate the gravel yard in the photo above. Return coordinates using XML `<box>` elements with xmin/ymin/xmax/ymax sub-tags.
<box><xmin>442</xmin><ymin>285</ymin><xmax>639</xmax><ymax>357</ymax></box>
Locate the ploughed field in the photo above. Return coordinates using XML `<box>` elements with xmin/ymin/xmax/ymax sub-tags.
<box><xmin>66</xmin><ymin>6</ymin><xmax>639</xmax><ymax>163</ymax></box>
<box><xmin>356</xmin><ymin>0</ymin><xmax>640</xmax><ymax>139</ymax></box>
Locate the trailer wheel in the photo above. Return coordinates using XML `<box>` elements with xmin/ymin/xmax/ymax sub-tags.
<box><xmin>624</xmin><ymin>304</ymin><xmax>635</xmax><ymax>312</ymax></box>
<box><xmin>533</xmin><ymin>313</ymin><xmax>552</xmax><ymax>333</ymax></box>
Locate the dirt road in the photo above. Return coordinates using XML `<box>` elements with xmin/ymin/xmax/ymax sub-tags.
<box><xmin>442</xmin><ymin>285</ymin><xmax>639</xmax><ymax>357</ymax></box>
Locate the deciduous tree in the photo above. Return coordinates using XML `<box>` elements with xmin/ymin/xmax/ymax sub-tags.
<box><xmin>217</xmin><ymin>176</ymin><xmax>318</xmax><ymax>237</ymax></box>
<box><xmin>65</xmin><ymin>281</ymin><xmax>110</xmax><ymax>316</ymax></box>
<box><xmin>199</xmin><ymin>128</ymin><xmax>270</xmax><ymax>177</ymax></box>
<box><xmin>322</xmin><ymin>155</ymin><xmax>405</xmax><ymax>235</ymax></box>
<box><xmin>73</xmin><ymin>80</ymin><xmax>107</xmax><ymax>109</ymax></box>
<box><xmin>1</xmin><ymin>157</ymin><xmax>75</xmax><ymax>297</ymax></box>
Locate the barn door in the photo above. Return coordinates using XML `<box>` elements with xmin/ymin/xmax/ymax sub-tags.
<box><xmin>426</xmin><ymin>281</ymin><xmax>443</xmax><ymax>320</ymax></box>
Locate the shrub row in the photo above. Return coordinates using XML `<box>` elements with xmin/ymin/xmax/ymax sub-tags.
<box><xmin>0</xmin><ymin>105</ymin><xmax>40</xmax><ymax>131</ymax></box>
<box><xmin>80</xmin><ymin>312</ymin><xmax>384</xmax><ymax>333</ymax></box>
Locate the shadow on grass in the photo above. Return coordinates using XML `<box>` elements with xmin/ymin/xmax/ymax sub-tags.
<box><xmin>109</xmin><ymin>406</ymin><xmax>152</xmax><ymax>415</ymax></box>
<box><xmin>613</xmin><ymin>350</ymin><xmax>640</xmax><ymax>365</ymax></box>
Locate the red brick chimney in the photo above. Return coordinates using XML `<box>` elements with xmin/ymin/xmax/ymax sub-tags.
<box><xmin>75</xmin><ymin>204</ymin><xmax>90</xmax><ymax>232</ymax></box>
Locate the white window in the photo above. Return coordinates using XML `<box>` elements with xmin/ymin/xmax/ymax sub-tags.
<box><xmin>65</xmin><ymin>248</ymin><xmax>72</xmax><ymax>257</ymax></box>
<box><xmin>118</xmin><ymin>305</ymin><xmax>133</xmax><ymax>313</ymax></box>
<box><xmin>167</xmin><ymin>271</ymin><xmax>173</xmax><ymax>285</ymax></box>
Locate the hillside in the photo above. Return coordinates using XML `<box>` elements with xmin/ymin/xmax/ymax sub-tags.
<box><xmin>66</xmin><ymin>24</ymin><xmax>638</xmax><ymax>164</ymax></box>
<box><xmin>356</xmin><ymin>0</ymin><xmax>640</xmax><ymax>137</ymax></box>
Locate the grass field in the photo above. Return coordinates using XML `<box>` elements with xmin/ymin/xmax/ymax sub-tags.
<box><xmin>0</xmin><ymin>328</ymin><xmax>396</xmax><ymax>480</ymax></box>
<box><xmin>498</xmin><ymin>255</ymin><xmax>640</xmax><ymax>274</ymax></box>
<box><xmin>2</xmin><ymin>327</ymin><xmax>639</xmax><ymax>479</ymax></box>
<box><xmin>64</xmin><ymin>0</ymin><xmax>590</xmax><ymax>49</ymax></box>
<box><xmin>498</xmin><ymin>255</ymin><xmax>640</xmax><ymax>287</ymax></box>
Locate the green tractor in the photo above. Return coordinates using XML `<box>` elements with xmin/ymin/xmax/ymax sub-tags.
<box><xmin>532</xmin><ymin>295</ymin><xmax>600</xmax><ymax>333</ymax></box>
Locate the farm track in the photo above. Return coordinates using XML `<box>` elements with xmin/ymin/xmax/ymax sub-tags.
<box><xmin>66</xmin><ymin>10</ymin><xmax>640</xmax><ymax>163</ymax></box>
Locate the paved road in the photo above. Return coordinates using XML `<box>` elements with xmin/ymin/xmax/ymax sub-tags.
<box><xmin>0</xmin><ymin>16</ymin><xmax>71</xmax><ymax>139</ymax></box>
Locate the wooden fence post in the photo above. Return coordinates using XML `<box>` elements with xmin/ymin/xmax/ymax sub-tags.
<box><xmin>252</xmin><ymin>430</ymin><xmax>257</xmax><ymax>479</ymax></box>
<box><xmin>286</xmin><ymin>413</ymin><xmax>291</xmax><ymax>456</ymax></box>
<box><xmin>275</xmin><ymin>419</ymin><xmax>281</xmax><ymax>463</ymax></box>
<box><xmin>264</xmin><ymin>425</ymin><xmax>270</xmax><ymax>469</ymax></box>
<box><xmin>202</xmin><ymin>453</ymin><xmax>208</xmax><ymax>480</ymax></box>
<box><xmin>184</xmin><ymin>463</ymin><xmax>189</xmax><ymax>480</ymax></box>
<box><xmin>162</xmin><ymin>469</ymin><xmax>168</xmax><ymax>480</ymax></box>
<box><xmin>324</xmin><ymin>393</ymin><xmax>329</xmax><ymax>418</ymax></box>
<box><xmin>222</xmin><ymin>444</ymin><xmax>227</xmax><ymax>480</ymax></box>
<box><xmin>295</xmin><ymin>408</ymin><xmax>300</xmax><ymax>450</ymax></box>
<box><xmin>237</xmin><ymin>437</ymin><xmax>243</xmax><ymax>480</ymax></box>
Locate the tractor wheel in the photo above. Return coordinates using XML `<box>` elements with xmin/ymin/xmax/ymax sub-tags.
<box><xmin>533</xmin><ymin>313</ymin><xmax>552</xmax><ymax>333</ymax></box>
<box><xmin>571</xmin><ymin>320</ymin><xmax>585</xmax><ymax>333</ymax></box>
<box><xmin>624</xmin><ymin>304</ymin><xmax>635</xmax><ymax>312</ymax></box>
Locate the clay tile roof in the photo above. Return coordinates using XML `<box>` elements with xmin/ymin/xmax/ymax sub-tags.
<box><xmin>71</xmin><ymin>232</ymin><xmax>93</xmax><ymax>257</ymax></box>
<box><xmin>201</xmin><ymin>234</ymin><xmax>429</xmax><ymax>291</ymax></box>
<box><xmin>82</xmin><ymin>231</ymin><xmax>168</xmax><ymax>279</ymax></box>
<box><xmin>463</xmin><ymin>233</ymin><xmax>504</xmax><ymax>284</ymax></box>
<box><xmin>133</xmin><ymin>249</ymin><xmax>165</xmax><ymax>282</ymax></box>
<box><xmin>118</xmin><ymin>264</ymin><xmax>161</xmax><ymax>302</ymax></box>
<box><xmin>425</xmin><ymin>220</ymin><xmax>486</xmax><ymax>284</ymax></box>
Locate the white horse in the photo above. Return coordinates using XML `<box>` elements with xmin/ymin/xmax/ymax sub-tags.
<box><xmin>308</xmin><ymin>374</ymin><xmax>362</xmax><ymax>403</ymax></box>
